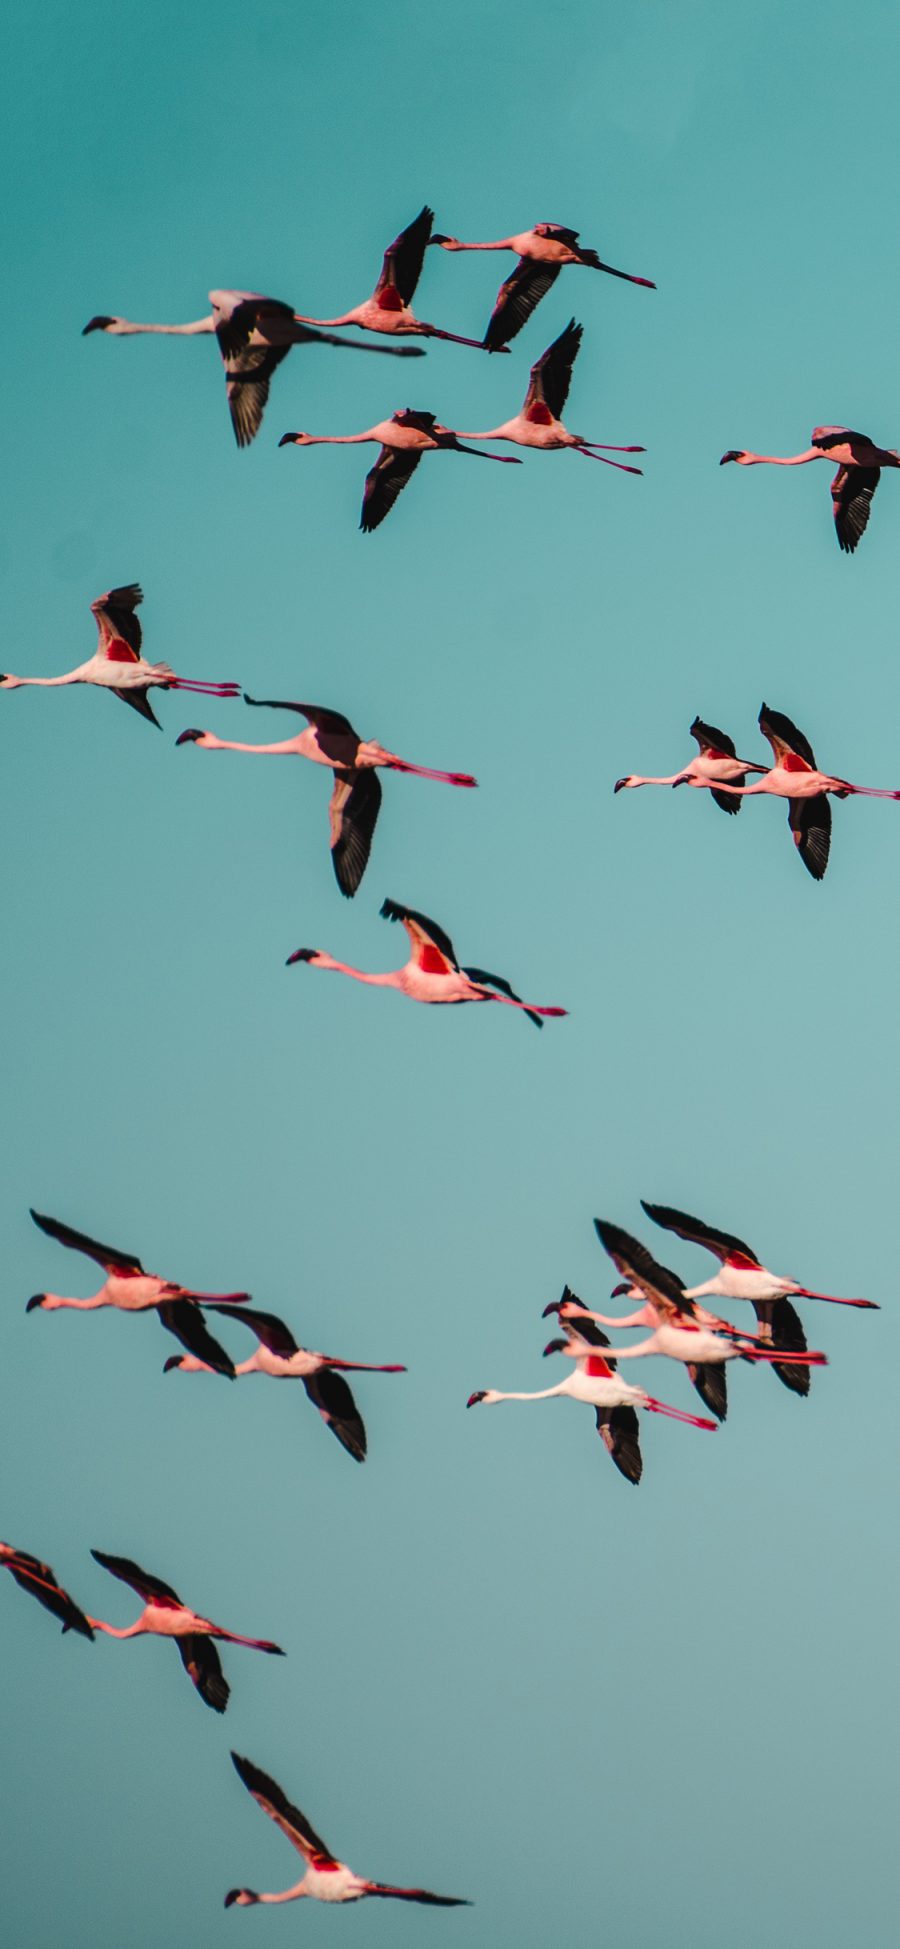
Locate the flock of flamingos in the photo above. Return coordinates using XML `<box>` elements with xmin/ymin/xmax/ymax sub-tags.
<box><xmin>2</xmin><ymin>200</ymin><xmax>888</xmax><ymax>1915</ymax></box>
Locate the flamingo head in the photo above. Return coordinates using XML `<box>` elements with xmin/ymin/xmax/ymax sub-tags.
<box><xmin>428</xmin><ymin>234</ymin><xmax>459</xmax><ymax>249</ymax></box>
<box><xmin>0</xmin><ymin>674</ymin><xmax>22</xmax><ymax>689</ymax></box>
<box><xmin>542</xmin><ymin>1338</ymin><xmax>568</xmax><ymax>1358</ymax></box>
<box><xmin>466</xmin><ymin>1390</ymin><xmax>490</xmax><ymax>1407</ymax></box>
<box><xmin>719</xmin><ymin>450</ymin><xmax>746</xmax><ymax>465</ymax></box>
<box><xmin>286</xmin><ymin>948</ymin><xmax>322</xmax><ymax>966</ymax></box>
<box><xmin>26</xmin><ymin>1293</ymin><xmax>47</xmax><ymax>1311</ymax></box>
<box><xmin>611</xmin><ymin>1282</ymin><xmax>632</xmax><ymax>1297</ymax></box>
<box><xmin>175</xmin><ymin>727</ymin><xmax>207</xmax><ymax>746</ymax></box>
<box><xmin>541</xmin><ymin>1299</ymin><xmax>562</xmax><ymax>1318</ymax></box>
<box><xmin>278</xmin><ymin>431</ymin><xmax>312</xmax><ymax>447</ymax></box>
<box><xmin>613</xmin><ymin>775</ymin><xmax>634</xmax><ymax>792</ymax></box>
<box><xmin>82</xmin><ymin>315</ymin><xmax>117</xmax><ymax>334</ymax></box>
<box><xmin>224</xmin><ymin>1890</ymin><xmax>259</xmax><ymax>1908</ymax></box>
<box><xmin>163</xmin><ymin>1356</ymin><xmax>184</xmax><ymax>1372</ymax></box>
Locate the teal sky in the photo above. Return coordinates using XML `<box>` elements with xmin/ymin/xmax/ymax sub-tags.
<box><xmin>3</xmin><ymin>3</ymin><xmax>899</xmax><ymax>1944</ymax></box>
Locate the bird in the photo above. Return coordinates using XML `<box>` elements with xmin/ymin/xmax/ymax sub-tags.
<box><xmin>278</xmin><ymin>409</ymin><xmax>521</xmax><ymax>533</ymax></box>
<box><xmin>176</xmin><ymin>694</ymin><xmax>476</xmax><ymax>898</ymax></box>
<box><xmin>614</xmin><ymin>715</ymin><xmax>767</xmax><ymax>811</ymax></box>
<box><xmin>292</xmin><ymin>205</ymin><xmax>495</xmax><ymax>351</ymax></box>
<box><xmin>1</xmin><ymin>1542</ymin><xmax>95</xmax><ymax>1640</ymax></box>
<box><xmin>163</xmin><ymin>1302</ymin><xmax>406</xmax><ymax>1463</ymax></box>
<box><xmin>0</xmin><ymin>584</ymin><xmax>240</xmax><ymax>728</ymax></box>
<box><xmin>430</xmin><ymin>220</ymin><xmax>655</xmax><ymax>350</ymax></box>
<box><xmin>719</xmin><ymin>427</ymin><xmax>900</xmax><ymax>553</ymax></box>
<box><xmin>710</xmin><ymin>704</ymin><xmax>900</xmax><ymax>878</ymax></box>
<box><xmin>453</xmin><ymin>319</ymin><xmax>644</xmax><ymax>471</ymax></box>
<box><xmin>225</xmin><ymin>1751</ymin><xmax>471</xmax><ymax>1908</ymax></box>
<box><xmin>88</xmin><ymin>1552</ymin><xmax>284</xmax><ymax>1712</ymax></box>
<box><xmin>26</xmin><ymin>1208</ymin><xmax>248</xmax><ymax>1379</ymax></box>
<box><xmin>83</xmin><ymin>289</ymin><xmax>425</xmax><ymax>447</ymax></box>
<box><xmin>640</xmin><ymin>1201</ymin><xmax>877</xmax><ymax>1400</ymax></box>
<box><xmin>287</xmin><ymin>898</ymin><xmax>567</xmax><ymax>1024</ymax></box>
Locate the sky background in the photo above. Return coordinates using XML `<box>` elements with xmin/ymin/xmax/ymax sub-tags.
<box><xmin>2</xmin><ymin>2</ymin><xmax>899</xmax><ymax>1943</ymax></box>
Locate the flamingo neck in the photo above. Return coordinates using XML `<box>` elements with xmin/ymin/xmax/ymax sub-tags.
<box><xmin>89</xmin><ymin>1617</ymin><xmax>145</xmax><ymax>1638</ymax></box>
<box><xmin>4</xmin><ymin>670</ymin><xmax>81</xmax><ymax>688</ymax></box>
<box><xmin>109</xmin><ymin>316</ymin><xmax>214</xmax><ymax>335</ymax></box>
<box><xmin>39</xmin><ymin>1288</ymin><xmax>106</xmax><ymax>1310</ymax></box>
<box><xmin>488</xmin><ymin>1383</ymin><xmax>568</xmax><ymax>1403</ymax></box>
<box><xmin>196</xmin><ymin>735</ymin><xmax>302</xmax><ymax>755</ymax></box>
<box><xmin>314</xmin><ymin>957</ymin><xmax>399</xmax><ymax>986</ymax></box>
<box><xmin>739</xmin><ymin>449</ymin><xmax>823</xmax><ymax>466</ymax></box>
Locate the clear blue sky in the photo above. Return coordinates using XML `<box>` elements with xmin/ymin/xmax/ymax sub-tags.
<box><xmin>2</xmin><ymin>3</ymin><xmax>899</xmax><ymax>1944</ymax></box>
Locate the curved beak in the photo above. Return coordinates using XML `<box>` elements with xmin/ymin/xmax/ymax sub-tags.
<box><xmin>162</xmin><ymin>1356</ymin><xmax>182</xmax><ymax>1373</ymax></box>
<box><xmin>541</xmin><ymin>1300</ymin><xmax>561</xmax><ymax>1319</ymax></box>
<box><xmin>286</xmin><ymin>948</ymin><xmax>317</xmax><ymax>965</ymax></box>
<box><xmin>175</xmin><ymin>727</ymin><xmax>204</xmax><ymax>745</ymax></box>
<box><xmin>26</xmin><ymin>1294</ymin><xmax>46</xmax><ymax>1312</ymax></box>
<box><xmin>613</xmin><ymin>777</ymin><xmax>629</xmax><ymax>793</ymax></box>
<box><xmin>278</xmin><ymin>432</ymin><xmax>299</xmax><ymax>448</ymax></box>
<box><xmin>466</xmin><ymin>1391</ymin><xmax>485</xmax><ymax>1408</ymax></box>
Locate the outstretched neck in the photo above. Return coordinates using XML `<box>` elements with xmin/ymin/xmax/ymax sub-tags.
<box><xmin>88</xmin><ymin>1617</ymin><xmax>145</xmax><ymax>1638</ymax></box>
<box><xmin>316</xmin><ymin>956</ymin><xmax>399</xmax><ymax>986</ymax></box>
<box><xmin>104</xmin><ymin>316</ymin><xmax>214</xmax><ymax>335</ymax></box>
<box><xmin>740</xmin><ymin>448</ymin><xmax>823</xmax><ymax>466</ymax></box>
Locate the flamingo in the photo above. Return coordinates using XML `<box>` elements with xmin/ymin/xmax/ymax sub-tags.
<box><xmin>1</xmin><ymin>1542</ymin><xmax>94</xmax><ymax>1640</ymax></box>
<box><xmin>176</xmin><ymin>694</ymin><xmax>476</xmax><ymax>898</ymax></box>
<box><xmin>453</xmin><ymin>319</ymin><xmax>644</xmax><ymax>471</ymax></box>
<box><xmin>614</xmin><ymin>715</ymin><xmax>767</xmax><ymax>812</ymax></box>
<box><xmin>164</xmin><ymin>1302</ymin><xmax>405</xmax><ymax>1463</ymax></box>
<box><xmin>720</xmin><ymin>427</ymin><xmax>900</xmax><ymax>552</ymax></box>
<box><xmin>0</xmin><ymin>584</ymin><xmax>240</xmax><ymax>728</ymax></box>
<box><xmin>87</xmin><ymin>1552</ymin><xmax>283</xmax><ymax>1713</ymax></box>
<box><xmin>287</xmin><ymin>898</ymin><xmax>567</xmax><ymax>1024</ymax></box>
<box><xmin>225</xmin><ymin>1751</ymin><xmax>470</xmax><ymax>1908</ymax></box>
<box><xmin>711</xmin><ymin>704</ymin><xmax>900</xmax><ymax>879</ymax></box>
<box><xmin>293</xmin><ymin>205</ymin><xmax>495</xmax><ymax>352</ymax></box>
<box><xmin>278</xmin><ymin>409</ymin><xmax>520</xmax><ymax>532</ymax></box>
<box><xmin>26</xmin><ymin>1209</ymin><xmax>248</xmax><ymax>1379</ymax></box>
<box><xmin>430</xmin><ymin>221</ymin><xmax>655</xmax><ymax>350</ymax></box>
<box><xmin>83</xmin><ymin>289</ymin><xmax>424</xmax><ymax>447</ymax></box>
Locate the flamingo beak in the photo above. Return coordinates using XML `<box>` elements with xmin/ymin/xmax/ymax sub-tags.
<box><xmin>719</xmin><ymin>450</ymin><xmax>740</xmax><ymax>464</ymax></box>
<box><xmin>163</xmin><ymin>1356</ymin><xmax>182</xmax><ymax>1372</ymax></box>
<box><xmin>278</xmin><ymin>433</ymin><xmax>299</xmax><ymax>447</ymax></box>
<box><xmin>26</xmin><ymin>1294</ymin><xmax>46</xmax><ymax>1312</ymax></box>
<box><xmin>466</xmin><ymin>1391</ymin><xmax>486</xmax><ymax>1408</ymax></box>
<box><xmin>541</xmin><ymin>1301</ymin><xmax>561</xmax><ymax>1318</ymax></box>
<box><xmin>176</xmin><ymin>727</ymin><xmax>204</xmax><ymax>746</ymax></box>
<box><xmin>286</xmin><ymin>948</ymin><xmax>318</xmax><ymax>965</ymax></box>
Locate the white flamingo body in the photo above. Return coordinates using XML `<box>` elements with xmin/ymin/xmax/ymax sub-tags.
<box><xmin>0</xmin><ymin>585</ymin><xmax>239</xmax><ymax>728</ymax></box>
<box><xmin>720</xmin><ymin>425</ymin><xmax>900</xmax><ymax>552</ymax></box>
<box><xmin>640</xmin><ymin>1199</ymin><xmax>877</xmax><ymax>1310</ymax></box>
<box><xmin>294</xmin><ymin>206</ymin><xmax>491</xmax><ymax>351</ymax></box>
<box><xmin>455</xmin><ymin>319</ymin><xmax>643</xmax><ymax>471</ymax></box>
<box><xmin>288</xmin><ymin>898</ymin><xmax>566</xmax><ymax>1024</ymax></box>
<box><xmin>615</xmin><ymin>717</ymin><xmax>765</xmax><ymax>810</ymax></box>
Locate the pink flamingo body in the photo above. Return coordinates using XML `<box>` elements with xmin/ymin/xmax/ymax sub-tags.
<box><xmin>711</xmin><ymin>705</ymin><xmax>900</xmax><ymax>879</ymax></box>
<box><xmin>454</xmin><ymin>319</ymin><xmax>644</xmax><ymax>471</ymax></box>
<box><xmin>0</xmin><ymin>585</ymin><xmax>239</xmax><ymax>728</ymax></box>
<box><xmin>430</xmin><ymin>221</ymin><xmax>654</xmax><ymax>350</ymax></box>
<box><xmin>225</xmin><ymin>1752</ymin><xmax>470</xmax><ymax>1908</ymax></box>
<box><xmin>294</xmin><ymin>205</ymin><xmax>492</xmax><ymax>351</ymax></box>
<box><xmin>615</xmin><ymin>716</ymin><xmax>766</xmax><ymax>812</ymax></box>
<box><xmin>83</xmin><ymin>288</ymin><xmax>424</xmax><ymax>446</ymax></box>
<box><xmin>88</xmin><ymin>1553</ymin><xmax>283</xmax><ymax>1712</ymax></box>
<box><xmin>176</xmin><ymin>694</ymin><xmax>476</xmax><ymax>897</ymax></box>
<box><xmin>164</xmin><ymin>1303</ymin><xmax>405</xmax><ymax>1463</ymax></box>
<box><xmin>279</xmin><ymin>409</ymin><xmax>520</xmax><ymax>532</ymax></box>
<box><xmin>287</xmin><ymin>898</ymin><xmax>566</xmax><ymax>1025</ymax></box>
<box><xmin>720</xmin><ymin>426</ymin><xmax>900</xmax><ymax>552</ymax></box>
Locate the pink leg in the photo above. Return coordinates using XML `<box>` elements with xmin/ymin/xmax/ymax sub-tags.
<box><xmin>793</xmin><ymin>1288</ymin><xmax>878</xmax><ymax>1309</ymax></box>
<box><xmin>387</xmin><ymin>760</ymin><xmax>477</xmax><ymax>787</ymax></box>
<box><xmin>582</xmin><ymin>443</ymin><xmax>646</xmax><ymax>452</ymax></box>
<box><xmin>213</xmin><ymin>1630</ymin><xmax>284</xmax><ymax>1652</ymax></box>
<box><xmin>576</xmin><ymin>449</ymin><xmax>643</xmax><ymax>473</ymax></box>
<box><xmin>326</xmin><ymin>1359</ymin><xmax>407</xmax><ymax>1373</ymax></box>
<box><xmin>747</xmin><ymin>1348</ymin><xmax>826</xmax><ymax>1366</ymax></box>
<box><xmin>170</xmin><ymin>679</ymin><xmax>242</xmax><ymax>695</ymax></box>
<box><xmin>181</xmin><ymin>1290</ymin><xmax>251</xmax><ymax>1303</ymax></box>
<box><xmin>644</xmin><ymin>1398</ymin><xmax>718</xmax><ymax>1430</ymax></box>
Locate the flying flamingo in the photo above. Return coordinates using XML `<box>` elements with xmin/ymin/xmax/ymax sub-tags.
<box><xmin>225</xmin><ymin>1751</ymin><xmax>470</xmax><ymax>1908</ymax></box>
<box><xmin>287</xmin><ymin>898</ymin><xmax>567</xmax><ymax>1025</ymax></box>
<box><xmin>176</xmin><ymin>694</ymin><xmax>476</xmax><ymax>898</ymax></box>
<box><xmin>453</xmin><ymin>319</ymin><xmax>644</xmax><ymax>471</ymax></box>
<box><xmin>83</xmin><ymin>289</ymin><xmax>424</xmax><ymax>447</ymax></box>
<box><xmin>1</xmin><ymin>1542</ymin><xmax>94</xmax><ymax>1640</ymax></box>
<box><xmin>711</xmin><ymin>704</ymin><xmax>900</xmax><ymax>879</ymax></box>
<box><xmin>430</xmin><ymin>221</ymin><xmax>655</xmax><ymax>350</ymax></box>
<box><xmin>164</xmin><ymin>1302</ymin><xmax>406</xmax><ymax>1463</ymax></box>
<box><xmin>27</xmin><ymin>1209</ymin><xmax>249</xmax><ymax>1379</ymax></box>
<box><xmin>720</xmin><ymin>427</ymin><xmax>900</xmax><ymax>552</ymax></box>
<box><xmin>614</xmin><ymin>715</ymin><xmax>766</xmax><ymax>812</ymax></box>
<box><xmin>293</xmin><ymin>205</ymin><xmax>495</xmax><ymax>352</ymax></box>
<box><xmin>88</xmin><ymin>1552</ymin><xmax>284</xmax><ymax>1713</ymax></box>
<box><xmin>278</xmin><ymin>409</ymin><xmax>520</xmax><ymax>532</ymax></box>
<box><xmin>0</xmin><ymin>584</ymin><xmax>240</xmax><ymax>728</ymax></box>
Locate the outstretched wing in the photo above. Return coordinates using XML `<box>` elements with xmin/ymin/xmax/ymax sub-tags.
<box><xmin>212</xmin><ymin>293</ymin><xmax>295</xmax><ymax>361</ymax></box>
<box><xmin>689</xmin><ymin>718</ymin><xmax>738</xmax><ymax>759</ymax></box>
<box><xmin>243</xmin><ymin>694</ymin><xmax>360</xmax><ymax>754</ymax></box>
<box><xmin>753</xmin><ymin>1296</ymin><xmax>810</xmax><ymax>1399</ymax></box>
<box><xmin>329</xmin><ymin>768</ymin><xmax>382</xmax><ymax>897</ymax></box>
<box><xmin>230</xmin><ymin>1752</ymin><xmax>337</xmax><ymax>1863</ymax></box>
<box><xmin>91</xmin><ymin>584</ymin><xmax>143</xmax><ymax>659</ymax></box>
<box><xmin>757</xmin><ymin>703</ymin><xmax>817</xmax><ymax>769</ymax></box>
<box><xmin>484</xmin><ymin>259</ymin><xmax>560</xmax><ymax>351</ymax></box>
<box><xmin>640</xmin><ymin>1201</ymin><xmax>760</xmax><ymax>1268</ymax></box>
<box><xmin>157</xmin><ymin>1299</ymin><xmax>236</xmax><ymax>1379</ymax></box>
<box><xmin>30</xmin><ymin>1209</ymin><xmax>145</xmax><ymax>1277</ymax></box>
<box><xmin>524</xmin><ymin>318</ymin><xmax>582</xmax><ymax>422</ymax></box>
<box><xmin>360</xmin><ymin>446</ymin><xmax>422</xmax><ymax>532</ymax></box>
<box><xmin>1</xmin><ymin>1546</ymin><xmax>95</xmax><ymax>1639</ymax></box>
<box><xmin>380</xmin><ymin>897</ymin><xmax>460</xmax><ymax>971</ymax></box>
<box><xmin>831</xmin><ymin>464</ymin><xmax>880</xmax><ymax>554</ymax></box>
<box><xmin>224</xmin><ymin>341</ymin><xmax>292</xmax><ymax>448</ymax></box>
<box><xmin>788</xmin><ymin>793</ymin><xmax>831</xmax><ymax>880</ymax></box>
<box><xmin>112</xmin><ymin>685</ymin><xmax>164</xmax><ymax>727</ymax></box>
<box><xmin>593</xmin><ymin>1219</ymin><xmax>690</xmax><ymax>1321</ymax></box>
<box><xmin>462</xmin><ymin>964</ymin><xmax>543</xmax><ymax>1028</ymax></box>
<box><xmin>375</xmin><ymin>205</ymin><xmax>434</xmax><ymax>307</ymax></box>
<box><xmin>90</xmin><ymin>1549</ymin><xmax>182</xmax><ymax>1607</ymax></box>
<box><xmin>177</xmin><ymin>1634</ymin><xmax>230</xmax><ymax>1712</ymax></box>
<box><xmin>303</xmin><ymin>1369</ymin><xmax>367</xmax><ymax>1462</ymax></box>
<box><xmin>205</xmin><ymin>1302</ymin><xmax>299</xmax><ymax>1358</ymax></box>
<box><xmin>687</xmin><ymin>1362</ymin><xmax>728</xmax><ymax>1422</ymax></box>
<box><xmin>595</xmin><ymin>1405</ymin><xmax>642</xmax><ymax>1485</ymax></box>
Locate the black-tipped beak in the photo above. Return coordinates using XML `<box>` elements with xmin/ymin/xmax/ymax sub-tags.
<box><xmin>466</xmin><ymin>1391</ymin><xmax>486</xmax><ymax>1408</ymax></box>
<box><xmin>278</xmin><ymin>433</ymin><xmax>297</xmax><ymax>448</ymax></box>
<box><xmin>719</xmin><ymin>450</ymin><xmax>740</xmax><ymax>465</ymax></box>
<box><xmin>541</xmin><ymin>1300</ymin><xmax>561</xmax><ymax>1318</ymax></box>
<box><xmin>613</xmin><ymin>777</ymin><xmax>628</xmax><ymax>793</ymax></box>
<box><xmin>175</xmin><ymin>728</ymin><xmax>204</xmax><ymax>746</ymax></box>
<box><xmin>672</xmin><ymin>775</ymin><xmax>688</xmax><ymax>787</ymax></box>
<box><xmin>26</xmin><ymin>1294</ymin><xmax>45</xmax><ymax>1312</ymax></box>
<box><xmin>543</xmin><ymin>1339</ymin><xmax>566</xmax><ymax>1357</ymax></box>
<box><xmin>163</xmin><ymin>1356</ymin><xmax>182</xmax><ymax>1373</ymax></box>
<box><xmin>429</xmin><ymin>234</ymin><xmax>450</xmax><ymax>246</ymax></box>
<box><xmin>82</xmin><ymin>316</ymin><xmax>113</xmax><ymax>334</ymax></box>
<box><xmin>611</xmin><ymin>1282</ymin><xmax>630</xmax><ymax>1297</ymax></box>
<box><xmin>286</xmin><ymin>948</ymin><xmax>317</xmax><ymax>966</ymax></box>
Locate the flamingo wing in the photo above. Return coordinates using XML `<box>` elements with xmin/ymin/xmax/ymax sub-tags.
<box><xmin>177</xmin><ymin>1634</ymin><xmax>230</xmax><ymax>1712</ymax></box>
<box><xmin>360</xmin><ymin>446</ymin><xmax>423</xmax><ymax>532</ymax></box>
<box><xmin>243</xmin><ymin>695</ymin><xmax>360</xmax><ymax>755</ymax></box>
<box><xmin>595</xmin><ymin>1405</ymin><xmax>642</xmax><ymax>1485</ymax></box>
<box><xmin>831</xmin><ymin>464</ymin><xmax>880</xmax><ymax>553</ymax></box>
<box><xmin>379</xmin><ymin>898</ymin><xmax>460</xmax><ymax>971</ymax></box>
<box><xmin>687</xmin><ymin>1362</ymin><xmax>728</xmax><ymax>1422</ymax></box>
<box><xmin>754</xmin><ymin>1297</ymin><xmax>810</xmax><ymax>1399</ymax></box>
<box><xmin>462</xmin><ymin>964</ymin><xmax>544</xmax><ymax>1028</ymax></box>
<box><xmin>29</xmin><ymin>1209</ymin><xmax>145</xmax><ymax>1277</ymax></box>
<box><xmin>689</xmin><ymin>717</ymin><xmax>738</xmax><ymax>759</ymax></box>
<box><xmin>212</xmin><ymin>294</ymin><xmax>295</xmax><ymax>361</ymax></box>
<box><xmin>205</xmin><ymin>1302</ymin><xmax>299</xmax><ymax>1358</ymax></box>
<box><xmin>303</xmin><ymin>1368</ymin><xmax>367</xmax><ymax>1462</ymax></box>
<box><xmin>757</xmin><ymin>703</ymin><xmax>817</xmax><ymax>769</ymax></box>
<box><xmin>328</xmin><ymin>768</ymin><xmax>383</xmax><ymax>897</ymax></box>
<box><xmin>484</xmin><ymin>257</ymin><xmax>560</xmax><ymax>352</ymax></box>
<box><xmin>524</xmin><ymin>318</ymin><xmax>582</xmax><ymax>421</ymax></box>
<box><xmin>788</xmin><ymin>792</ymin><xmax>831</xmax><ymax>879</ymax></box>
<box><xmin>557</xmin><ymin>1291</ymin><xmax>616</xmax><ymax>1361</ymax></box>
<box><xmin>90</xmin><ymin>1549</ymin><xmax>183</xmax><ymax>1608</ymax></box>
<box><xmin>157</xmin><ymin>1299</ymin><xmax>237</xmax><ymax>1378</ymax></box>
<box><xmin>230</xmin><ymin>1752</ymin><xmax>337</xmax><ymax>1863</ymax></box>
<box><xmin>1</xmin><ymin>1546</ymin><xmax>95</xmax><ymax>1640</ymax></box>
<box><xmin>91</xmin><ymin>584</ymin><xmax>144</xmax><ymax>659</ymax></box>
<box><xmin>375</xmin><ymin>205</ymin><xmax>434</xmax><ymax>306</ymax></box>
<box><xmin>224</xmin><ymin>341</ymin><xmax>292</xmax><ymax>448</ymax></box>
<box><xmin>640</xmin><ymin>1201</ymin><xmax>760</xmax><ymax>1268</ymax></box>
<box><xmin>593</xmin><ymin>1219</ymin><xmax>690</xmax><ymax>1322</ymax></box>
